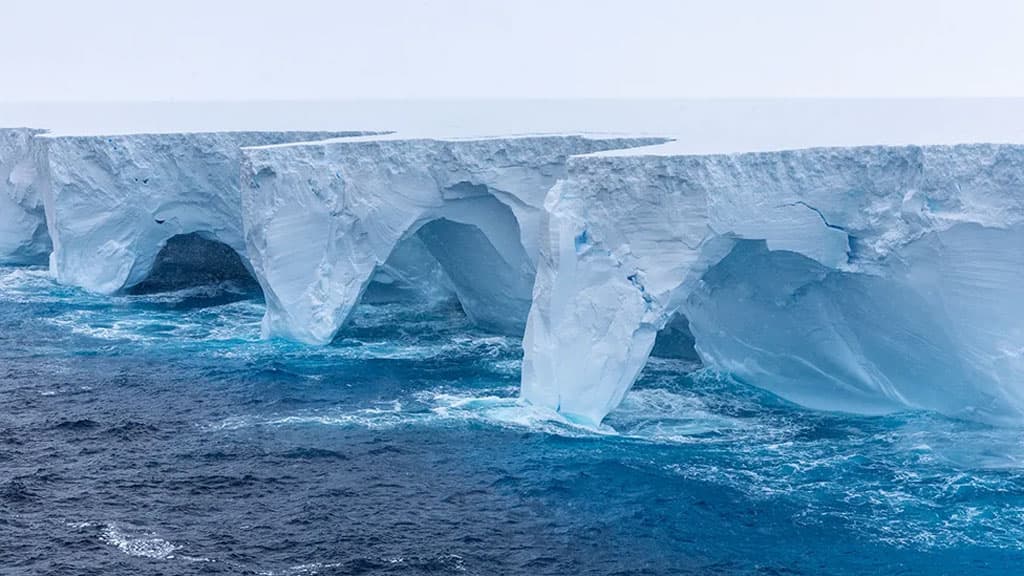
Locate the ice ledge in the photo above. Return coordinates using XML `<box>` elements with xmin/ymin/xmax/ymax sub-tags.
<box><xmin>583</xmin><ymin>139</ymin><xmax>1024</xmax><ymax>157</ymax></box>
<box><xmin>521</xmin><ymin>143</ymin><xmax>1024</xmax><ymax>426</ymax></box>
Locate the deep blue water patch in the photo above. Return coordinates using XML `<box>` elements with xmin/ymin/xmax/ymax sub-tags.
<box><xmin>1</xmin><ymin>265</ymin><xmax>1023</xmax><ymax>575</ymax></box>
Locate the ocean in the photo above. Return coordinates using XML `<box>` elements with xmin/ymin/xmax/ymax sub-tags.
<box><xmin>1</xmin><ymin>265</ymin><xmax>1022</xmax><ymax>575</ymax></box>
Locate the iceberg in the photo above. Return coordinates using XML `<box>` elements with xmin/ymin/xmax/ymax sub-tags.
<box><xmin>240</xmin><ymin>134</ymin><xmax>669</xmax><ymax>344</ymax></box>
<box><xmin>0</xmin><ymin>128</ymin><xmax>49</xmax><ymax>264</ymax></box>
<box><xmin>17</xmin><ymin>115</ymin><xmax>1022</xmax><ymax>428</ymax></box>
<box><xmin>38</xmin><ymin>131</ymin><xmax>369</xmax><ymax>294</ymax></box>
<box><xmin>521</xmin><ymin>143</ymin><xmax>1024</xmax><ymax>426</ymax></box>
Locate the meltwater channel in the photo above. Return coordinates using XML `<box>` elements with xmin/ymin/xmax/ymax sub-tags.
<box><xmin>1</xmin><ymin>264</ymin><xmax>1023</xmax><ymax>575</ymax></box>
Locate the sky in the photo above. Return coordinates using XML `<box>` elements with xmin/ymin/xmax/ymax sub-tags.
<box><xmin>2</xmin><ymin>0</ymin><xmax>1023</xmax><ymax>101</ymax></box>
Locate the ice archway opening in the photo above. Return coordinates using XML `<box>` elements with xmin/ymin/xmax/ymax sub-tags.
<box><xmin>126</xmin><ymin>232</ymin><xmax>262</xmax><ymax>296</ymax></box>
<box><xmin>521</xmin><ymin>144</ymin><xmax>1024</xmax><ymax>427</ymax></box>
<box><xmin>38</xmin><ymin>131</ymin><xmax>369</xmax><ymax>295</ymax></box>
<box><xmin>337</xmin><ymin>191</ymin><xmax>535</xmax><ymax>342</ymax></box>
<box><xmin>249</xmin><ymin>175</ymin><xmax>538</xmax><ymax>344</ymax></box>
<box><xmin>240</xmin><ymin>134</ymin><xmax>671</xmax><ymax>345</ymax></box>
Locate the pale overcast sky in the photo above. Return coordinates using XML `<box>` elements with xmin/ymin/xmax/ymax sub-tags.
<box><xmin>2</xmin><ymin>0</ymin><xmax>1023</xmax><ymax>101</ymax></box>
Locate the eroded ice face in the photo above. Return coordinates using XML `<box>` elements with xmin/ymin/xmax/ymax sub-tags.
<box><xmin>37</xmin><ymin>130</ymin><xmax>370</xmax><ymax>295</ymax></box>
<box><xmin>521</xmin><ymin>144</ymin><xmax>1024</xmax><ymax>426</ymax></box>
<box><xmin>24</xmin><ymin>125</ymin><xmax>1024</xmax><ymax>428</ymax></box>
<box><xmin>238</xmin><ymin>134</ymin><xmax>669</xmax><ymax>345</ymax></box>
<box><xmin>0</xmin><ymin>128</ymin><xmax>49</xmax><ymax>265</ymax></box>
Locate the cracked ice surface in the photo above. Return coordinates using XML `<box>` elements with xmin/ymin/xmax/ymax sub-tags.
<box><xmin>521</xmin><ymin>144</ymin><xmax>1024</xmax><ymax>425</ymax></box>
<box><xmin>39</xmin><ymin>131</ymin><xmax>369</xmax><ymax>294</ymax></box>
<box><xmin>240</xmin><ymin>134</ymin><xmax>669</xmax><ymax>345</ymax></box>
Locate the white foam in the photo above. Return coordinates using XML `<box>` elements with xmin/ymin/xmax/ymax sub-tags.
<box><xmin>99</xmin><ymin>523</ymin><xmax>180</xmax><ymax>560</ymax></box>
<box><xmin>205</xmin><ymin>384</ymin><xmax>779</xmax><ymax>444</ymax></box>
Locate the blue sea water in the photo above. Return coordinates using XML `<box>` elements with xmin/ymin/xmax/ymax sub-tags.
<box><xmin>1</xmin><ymin>265</ymin><xmax>1023</xmax><ymax>575</ymax></box>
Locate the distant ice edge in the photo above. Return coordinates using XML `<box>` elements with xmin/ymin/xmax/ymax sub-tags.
<box><xmin>521</xmin><ymin>144</ymin><xmax>1024</xmax><ymax>426</ymax></box>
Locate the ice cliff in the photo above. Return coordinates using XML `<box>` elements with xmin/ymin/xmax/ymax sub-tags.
<box><xmin>240</xmin><ymin>135</ymin><xmax>669</xmax><ymax>344</ymax></box>
<box><xmin>38</xmin><ymin>131</ymin><xmax>368</xmax><ymax>294</ymax></box>
<box><xmin>521</xmin><ymin>143</ymin><xmax>1024</xmax><ymax>425</ymax></box>
<box><xmin>0</xmin><ymin>128</ymin><xmax>49</xmax><ymax>264</ymax></box>
<box><xmin>11</xmin><ymin>122</ymin><xmax>1024</xmax><ymax>428</ymax></box>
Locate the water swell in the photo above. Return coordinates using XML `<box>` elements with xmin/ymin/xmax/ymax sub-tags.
<box><xmin>3</xmin><ymin>265</ymin><xmax>1024</xmax><ymax>573</ymax></box>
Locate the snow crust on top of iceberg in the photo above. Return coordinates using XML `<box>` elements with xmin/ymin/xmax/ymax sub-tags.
<box><xmin>38</xmin><ymin>131</ymin><xmax>370</xmax><ymax>294</ymax></box>
<box><xmin>240</xmin><ymin>134</ymin><xmax>671</xmax><ymax>345</ymax></box>
<box><xmin>521</xmin><ymin>143</ymin><xmax>1024</xmax><ymax>426</ymax></box>
<box><xmin>0</xmin><ymin>128</ymin><xmax>49</xmax><ymax>264</ymax></box>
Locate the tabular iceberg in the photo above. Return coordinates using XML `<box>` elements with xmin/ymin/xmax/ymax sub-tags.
<box><xmin>521</xmin><ymin>144</ymin><xmax>1024</xmax><ymax>425</ymax></box>
<box><xmin>39</xmin><ymin>131</ymin><xmax>368</xmax><ymax>294</ymax></box>
<box><xmin>240</xmin><ymin>134</ymin><xmax>669</xmax><ymax>344</ymax></box>
<box><xmin>0</xmin><ymin>128</ymin><xmax>49</xmax><ymax>264</ymax></box>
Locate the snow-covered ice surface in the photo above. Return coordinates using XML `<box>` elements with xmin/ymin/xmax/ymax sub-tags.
<box><xmin>4</xmin><ymin>99</ymin><xmax>1024</xmax><ymax>149</ymax></box>
<box><xmin>240</xmin><ymin>134</ymin><xmax>669</xmax><ymax>344</ymax></box>
<box><xmin>522</xmin><ymin>144</ymin><xmax>1024</xmax><ymax>425</ymax></box>
<box><xmin>38</xmin><ymin>131</ymin><xmax>370</xmax><ymax>294</ymax></box>
<box><xmin>0</xmin><ymin>128</ymin><xmax>49</xmax><ymax>264</ymax></box>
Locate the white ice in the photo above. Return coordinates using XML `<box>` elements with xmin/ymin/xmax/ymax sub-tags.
<box><xmin>240</xmin><ymin>134</ymin><xmax>669</xmax><ymax>344</ymax></box>
<box><xmin>6</xmin><ymin>101</ymin><xmax>1024</xmax><ymax>427</ymax></box>
<box><xmin>521</xmin><ymin>144</ymin><xmax>1024</xmax><ymax>426</ymax></box>
<box><xmin>37</xmin><ymin>131</ymin><xmax>367</xmax><ymax>294</ymax></box>
<box><xmin>0</xmin><ymin>128</ymin><xmax>49</xmax><ymax>264</ymax></box>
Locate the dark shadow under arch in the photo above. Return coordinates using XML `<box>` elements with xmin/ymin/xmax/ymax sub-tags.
<box><xmin>651</xmin><ymin>313</ymin><xmax>700</xmax><ymax>361</ymax></box>
<box><xmin>128</xmin><ymin>233</ymin><xmax>262</xmax><ymax>301</ymax></box>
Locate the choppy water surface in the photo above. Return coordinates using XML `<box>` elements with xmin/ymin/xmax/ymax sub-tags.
<box><xmin>2</xmin><ymin>265</ymin><xmax>1023</xmax><ymax>575</ymax></box>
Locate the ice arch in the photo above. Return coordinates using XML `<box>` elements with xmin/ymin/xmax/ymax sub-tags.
<box><xmin>415</xmin><ymin>204</ymin><xmax>534</xmax><ymax>334</ymax></box>
<box><xmin>359</xmin><ymin>234</ymin><xmax>456</xmax><ymax>307</ymax></box>
<box><xmin>240</xmin><ymin>135</ymin><xmax>669</xmax><ymax>344</ymax></box>
<box><xmin>127</xmin><ymin>232</ymin><xmax>261</xmax><ymax>294</ymax></box>
<box><xmin>38</xmin><ymin>131</ymin><xmax>368</xmax><ymax>294</ymax></box>
<box><xmin>521</xmin><ymin>144</ymin><xmax>1024</xmax><ymax>425</ymax></box>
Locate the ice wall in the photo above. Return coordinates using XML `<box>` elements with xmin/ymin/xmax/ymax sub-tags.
<box><xmin>0</xmin><ymin>128</ymin><xmax>49</xmax><ymax>264</ymax></box>
<box><xmin>39</xmin><ymin>131</ymin><xmax>367</xmax><ymax>294</ymax></box>
<box><xmin>521</xmin><ymin>144</ymin><xmax>1024</xmax><ymax>425</ymax></box>
<box><xmin>240</xmin><ymin>135</ymin><xmax>669</xmax><ymax>344</ymax></box>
